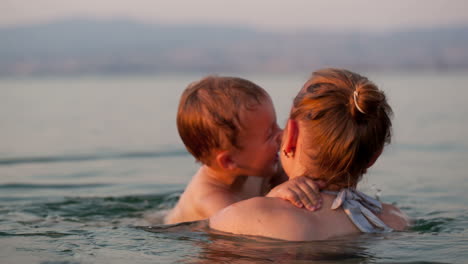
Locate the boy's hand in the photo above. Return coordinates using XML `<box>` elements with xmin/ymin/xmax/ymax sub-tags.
<box><xmin>266</xmin><ymin>176</ymin><xmax>325</xmax><ymax>211</ymax></box>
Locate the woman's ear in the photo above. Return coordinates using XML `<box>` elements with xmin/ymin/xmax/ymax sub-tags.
<box><xmin>283</xmin><ymin>119</ymin><xmax>299</xmax><ymax>155</ymax></box>
<box><xmin>215</xmin><ymin>151</ymin><xmax>237</xmax><ymax>170</ymax></box>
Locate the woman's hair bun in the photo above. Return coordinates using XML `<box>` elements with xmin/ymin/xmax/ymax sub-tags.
<box><xmin>350</xmin><ymin>78</ymin><xmax>388</xmax><ymax>120</ymax></box>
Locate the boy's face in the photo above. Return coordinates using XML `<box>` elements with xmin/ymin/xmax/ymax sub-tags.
<box><xmin>231</xmin><ymin>98</ymin><xmax>282</xmax><ymax>178</ymax></box>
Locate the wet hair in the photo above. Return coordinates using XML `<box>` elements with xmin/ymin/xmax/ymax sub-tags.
<box><xmin>177</xmin><ymin>76</ymin><xmax>269</xmax><ymax>165</ymax></box>
<box><xmin>291</xmin><ymin>68</ymin><xmax>393</xmax><ymax>189</ymax></box>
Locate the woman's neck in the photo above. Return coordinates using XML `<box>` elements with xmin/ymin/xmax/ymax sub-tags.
<box><xmin>289</xmin><ymin>174</ymin><xmax>356</xmax><ymax>192</ymax></box>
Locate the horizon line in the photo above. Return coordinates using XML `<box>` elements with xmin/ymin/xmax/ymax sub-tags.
<box><xmin>1</xmin><ymin>16</ymin><xmax>468</xmax><ymax>34</ymax></box>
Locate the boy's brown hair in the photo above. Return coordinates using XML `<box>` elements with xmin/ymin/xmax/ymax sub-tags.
<box><xmin>291</xmin><ymin>68</ymin><xmax>393</xmax><ymax>189</ymax></box>
<box><xmin>177</xmin><ymin>76</ymin><xmax>269</xmax><ymax>165</ymax></box>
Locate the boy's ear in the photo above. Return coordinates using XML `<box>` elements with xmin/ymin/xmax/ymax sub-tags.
<box><xmin>283</xmin><ymin>119</ymin><xmax>299</xmax><ymax>154</ymax></box>
<box><xmin>367</xmin><ymin>148</ymin><xmax>383</xmax><ymax>168</ymax></box>
<box><xmin>215</xmin><ymin>151</ymin><xmax>237</xmax><ymax>170</ymax></box>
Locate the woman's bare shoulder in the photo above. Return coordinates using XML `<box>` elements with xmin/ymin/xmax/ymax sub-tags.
<box><xmin>209</xmin><ymin>197</ymin><xmax>280</xmax><ymax>232</ymax></box>
<box><xmin>381</xmin><ymin>203</ymin><xmax>410</xmax><ymax>231</ymax></box>
<box><xmin>209</xmin><ymin>197</ymin><xmax>316</xmax><ymax>241</ymax></box>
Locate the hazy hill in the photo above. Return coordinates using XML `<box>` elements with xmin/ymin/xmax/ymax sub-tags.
<box><xmin>1</xmin><ymin>19</ymin><xmax>467</xmax><ymax>75</ymax></box>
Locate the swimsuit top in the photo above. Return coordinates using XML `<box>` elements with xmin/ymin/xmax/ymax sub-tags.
<box><xmin>323</xmin><ymin>189</ymin><xmax>393</xmax><ymax>233</ymax></box>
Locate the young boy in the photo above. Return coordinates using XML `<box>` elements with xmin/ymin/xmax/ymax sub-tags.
<box><xmin>165</xmin><ymin>76</ymin><xmax>321</xmax><ymax>224</ymax></box>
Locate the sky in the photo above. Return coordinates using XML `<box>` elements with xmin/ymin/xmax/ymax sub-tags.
<box><xmin>2</xmin><ymin>0</ymin><xmax>468</xmax><ymax>31</ymax></box>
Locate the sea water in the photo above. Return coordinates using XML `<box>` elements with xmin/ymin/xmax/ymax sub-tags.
<box><xmin>0</xmin><ymin>72</ymin><xmax>467</xmax><ymax>263</ymax></box>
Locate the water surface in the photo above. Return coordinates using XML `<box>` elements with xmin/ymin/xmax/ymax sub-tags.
<box><xmin>1</xmin><ymin>72</ymin><xmax>467</xmax><ymax>263</ymax></box>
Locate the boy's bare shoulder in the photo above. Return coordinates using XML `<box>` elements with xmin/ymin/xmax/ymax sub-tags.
<box><xmin>380</xmin><ymin>203</ymin><xmax>410</xmax><ymax>231</ymax></box>
<box><xmin>196</xmin><ymin>187</ymin><xmax>240</xmax><ymax>217</ymax></box>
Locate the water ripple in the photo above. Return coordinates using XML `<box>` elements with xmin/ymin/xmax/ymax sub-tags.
<box><xmin>18</xmin><ymin>192</ymin><xmax>181</xmax><ymax>221</ymax></box>
<box><xmin>0</xmin><ymin>183</ymin><xmax>110</xmax><ymax>189</ymax></box>
<box><xmin>0</xmin><ymin>231</ymin><xmax>73</xmax><ymax>238</ymax></box>
<box><xmin>0</xmin><ymin>149</ymin><xmax>189</xmax><ymax>166</ymax></box>
<box><xmin>411</xmin><ymin>217</ymin><xmax>459</xmax><ymax>233</ymax></box>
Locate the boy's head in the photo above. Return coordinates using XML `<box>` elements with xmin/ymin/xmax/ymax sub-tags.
<box><xmin>177</xmin><ymin>76</ymin><xmax>281</xmax><ymax>177</ymax></box>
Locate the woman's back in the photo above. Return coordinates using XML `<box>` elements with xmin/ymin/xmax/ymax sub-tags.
<box><xmin>210</xmin><ymin>193</ymin><xmax>408</xmax><ymax>241</ymax></box>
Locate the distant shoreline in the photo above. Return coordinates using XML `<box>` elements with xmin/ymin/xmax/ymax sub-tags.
<box><xmin>2</xmin><ymin>19</ymin><xmax>468</xmax><ymax>77</ymax></box>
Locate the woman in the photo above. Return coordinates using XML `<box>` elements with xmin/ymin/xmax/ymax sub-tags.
<box><xmin>209</xmin><ymin>68</ymin><xmax>409</xmax><ymax>241</ymax></box>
